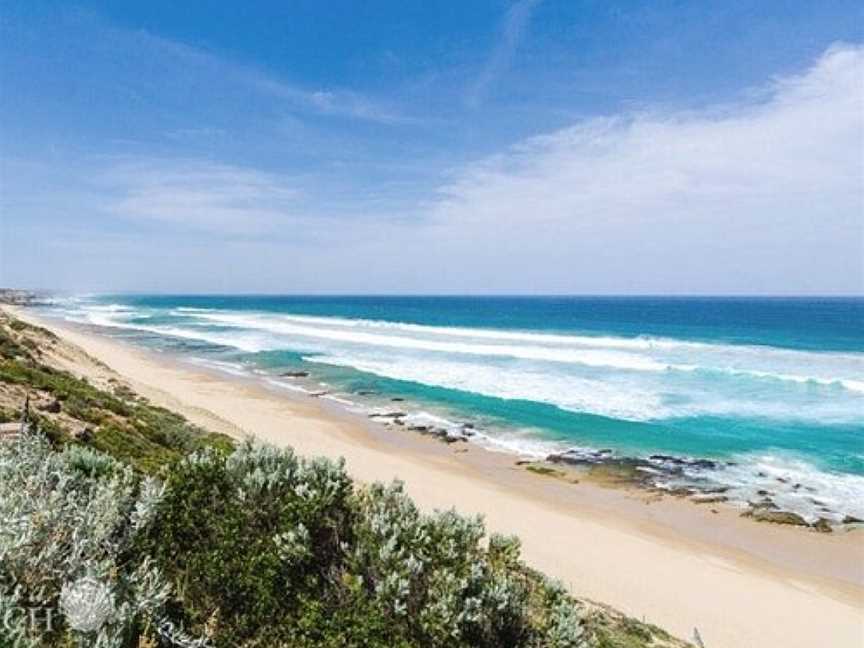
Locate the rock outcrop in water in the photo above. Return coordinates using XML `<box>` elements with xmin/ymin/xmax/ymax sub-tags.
<box><xmin>359</xmin><ymin>402</ymin><xmax>854</xmax><ymax>532</ymax></box>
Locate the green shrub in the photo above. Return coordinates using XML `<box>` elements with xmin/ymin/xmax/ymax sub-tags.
<box><xmin>140</xmin><ymin>443</ymin><xmax>357</xmax><ymax>646</ymax></box>
<box><xmin>142</xmin><ymin>442</ymin><xmax>586</xmax><ymax>648</ymax></box>
<box><xmin>0</xmin><ymin>313</ymin><xmax>233</xmax><ymax>473</ymax></box>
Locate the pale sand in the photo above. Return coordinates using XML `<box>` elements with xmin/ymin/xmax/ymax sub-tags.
<box><xmin>10</xmin><ymin>307</ymin><xmax>864</xmax><ymax>648</ymax></box>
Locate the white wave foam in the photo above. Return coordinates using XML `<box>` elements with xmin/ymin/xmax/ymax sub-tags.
<box><xmin>726</xmin><ymin>369</ymin><xmax>864</xmax><ymax>394</ymax></box>
<box><xmin>184</xmin><ymin>312</ymin><xmax>669</xmax><ymax>370</ymax></box>
<box><xmin>70</xmin><ymin>304</ymin><xmax>864</xmax><ymax>380</ymax></box>
<box><xmin>196</xmin><ymin>312</ymin><xmax>700</xmax><ymax>350</ymax></box>
<box><xmin>306</xmin><ymin>351</ymin><xmax>864</xmax><ymax>424</ymax></box>
<box><xmin>306</xmin><ymin>353</ymin><xmax>670</xmax><ymax>421</ymax></box>
<box><xmin>87</xmin><ymin>303</ymin><xmax>136</xmax><ymax>313</ymax></box>
<box><xmin>691</xmin><ymin>454</ymin><xmax>864</xmax><ymax>523</ymax></box>
<box><xmin>264</xmin><ymin>377</ymin><xmax>313</xmax><ymax>394</ymax></box>
<box><xmin>66</xmin><ymin>304</ymin><xmax>864</xmax><ymax>421</ymax></box>
<box><xmin>179</xmin><ymin>310</ymin><xmax>864</xmax><ymax>393</ymax></box>
<box><xmin>320</xmin><ymin>394</ymin><xmax>355</xmax><ymax>406</ymax></box>
<box><xmin>186</xmin><ymin>357</ymin><xmax>250</xmax><ymax>378</ymax></box>
<box><xmin>78</xmin><ymin>311</ymin><xmax>275</xmax><ymax>353</ymax></box>
<box><xmin>190</xmin><ymin>311</ymin><xmax>706</xmax><ymax>351</ymax></box>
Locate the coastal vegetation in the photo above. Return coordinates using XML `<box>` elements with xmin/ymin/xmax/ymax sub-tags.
<box><xmin>0</xmin><ymin>311</ymin><xmax>690</xmax><ymax>647</ymax></box>
<box><xmin>0</xmin><ymin>313</ymin><xmax>231</xmax><ymax>472</ymax></box>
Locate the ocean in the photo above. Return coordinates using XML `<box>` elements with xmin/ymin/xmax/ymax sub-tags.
<box><xmin>42</xmin><ymin>294</ymin><xmax>864</xmax><ymax>523</ymax></box>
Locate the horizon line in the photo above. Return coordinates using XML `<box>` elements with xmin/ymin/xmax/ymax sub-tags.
<box><xmin>7</xmin><ymin>289</ymin><xmax>864</xmax><ymax>300</ymax></box>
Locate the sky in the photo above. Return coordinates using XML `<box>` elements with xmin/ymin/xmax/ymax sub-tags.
<box><xmin>1</xmin><ymin>0</ymin><xmax>862</xmax><ymax>295</ymax></box>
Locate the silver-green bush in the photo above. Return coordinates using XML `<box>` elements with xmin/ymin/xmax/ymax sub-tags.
<box><xmin>0</xmin><ymin>434</ymin><xmax>204</xmax><ymax>647</ymax></box>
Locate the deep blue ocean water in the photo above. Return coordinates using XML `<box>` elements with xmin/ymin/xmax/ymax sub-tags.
<box><xmin>44</xmin><ymin>295</ymin><xmax>864</xmax><ymax>521</ymax></box>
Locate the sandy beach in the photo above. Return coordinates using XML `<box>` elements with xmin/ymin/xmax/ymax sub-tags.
<box><xmin>9</xmin><ymin>306</ymin><xmax>864</xmax><ymax>648</ymax></box>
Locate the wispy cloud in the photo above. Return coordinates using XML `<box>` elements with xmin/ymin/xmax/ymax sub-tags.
<box><xmin>466</xmin><ymin>0</ymin><xmax>543</xmax><ymax>109</ymax></box>
<box><xmin>96</xmin><ymin>159</ymin><xmax>306</xmax><ymax>235</ymax></box>
<box><xmin>160</xmin><ymin>38</ymin><xmax>413</xmax><ymax>126</ymax></box>
<box><xmin>59</xmin><ymin>10</ymin><xmax>415</xmax><ymax>127</ymax></box>
<box><xmin>254</xmin><ymin>78</ymin><xmax>417</xmax><ymax>125</ymax></box>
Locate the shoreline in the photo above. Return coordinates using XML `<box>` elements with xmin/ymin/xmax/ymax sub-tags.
<box><xmin>38</xmin><ymin>297</ymin><xmax>864</xmax><ymax>527</ymax></box>
<box><xmin>8</xmin><ymin>306</ymin><xmax>864</xmax><ymax>648</ymax></box>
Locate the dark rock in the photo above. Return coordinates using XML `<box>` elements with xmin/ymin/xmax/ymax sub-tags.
<box><xmin>355</xmin><ymin>390</ymin><xmax>377</xmax><ymax>396</ymax></box>
<box><xmin>390</xmin><ymin>397</ymin><xmax>405</xmax><ymax>402</ymax></box>
<box><xmin>280</xmin><ymin>371</ymin><xmax>309</xmax><ymax>378</ymax></box>
<box><xmin>547</xmin><ymin>453</ymin><xmax>590</xmax><ymax>467</ymax></box>
<box><xmin>743</xmin><ymin>508</ymin><xmax>808</xmax><ymax>526</ymax></box>
<box><xmin>308</xmin><ymin>391</ymin><xmax>329</xmax><ymax>397</ymax></box>
<box><xmin>444</xmin><ymin>434</ymin><xmax>467</xmax><ymax>444</ymax></box>
<box><xmin>691</xmin><ymin>494</ymin><xmax>728</xmax><ymax>504</ymax></box>
<box><xmin>666</xmin><ymin>487</ymin><xmax>693</xmax><ymax>498</ymax></box>
<box><xmin>749</xmin><ymin>498</ymin><xmax>779</xmax><ymax>510</ymax></box>
<box><xmin>842</xmin><ymin>515</ymin><xmax>864</xmax><ymax>524</ymax></box>
<box><xmin>369</xmin><ymin>411</ymin><xmax>406</xmax><ymax>419</ymax></box>
<box><xmin>650</xmin><ymin>454</ymin><xmax>683</xmax><ymax>465</ymax></box>
<box><xmin>74</xmin><ymin>427</ymin><xmax>94</xmax><ymax>442</ymax></box>
<box><xmin>41</xmin><ymin>399</ymin><xmax>62</xmax><ymax>414</ymax></box>
<box><xmin>689</xmin><ymin>459</ymin><xmax>717</xmax><ymax>470</ymax></box>
<box><xmin>811</xmin><ymin>518</ymin><xmax>833</xmax><ymax>533</ymax></box>
<box><xmin>649</xmin><ymin>454</ymin><xmax>715</xmax><ymax>470</ymax></box>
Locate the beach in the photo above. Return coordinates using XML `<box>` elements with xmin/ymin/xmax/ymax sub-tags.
<box><xmin>9</xmin><ymin>306</ymin><xmax>864</xmax><ymax>648</ymax></box>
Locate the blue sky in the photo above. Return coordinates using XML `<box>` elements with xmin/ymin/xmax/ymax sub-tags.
<box><xmin>1</xmin><ymin>1</ymin><xmax>862</xmax><ymax>293</ymax></box>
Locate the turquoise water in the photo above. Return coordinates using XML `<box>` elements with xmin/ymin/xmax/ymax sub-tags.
<box><xmin>45</xmin><ymin>295</ymin><xmax>864</xmax><ymax>521</ymax></box>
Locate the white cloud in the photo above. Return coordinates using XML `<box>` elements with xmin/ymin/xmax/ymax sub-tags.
<box><xmin>424</xmin><ymin>44</ymin><xmax>864</xmax><ymax>294</ymax></box>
